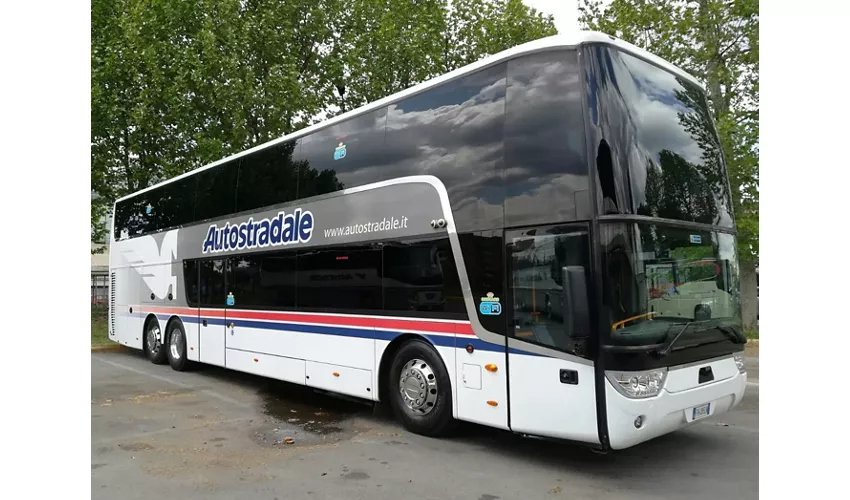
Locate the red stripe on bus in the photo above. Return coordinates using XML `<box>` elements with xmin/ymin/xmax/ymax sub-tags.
<box><xmin>139</xmin><ymin>306</ymin><xmax>475</xmax><ymax>335</ymax></box>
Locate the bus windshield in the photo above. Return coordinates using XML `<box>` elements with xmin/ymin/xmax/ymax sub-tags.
<box><xmin>585</xmin><ymin>44</ymin><xmax>735</xmax><ymax>228</ymax></box>
<box><xmin>601</xmin><ymin>222</ymin><xmax>742</xmax><ymax>347</ymax></box>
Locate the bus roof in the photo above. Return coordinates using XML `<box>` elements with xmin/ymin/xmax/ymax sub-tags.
<box><xmin>116</xmin><ymin>30</ymin><xmax>700</xmax><ymax>204</ymax></box>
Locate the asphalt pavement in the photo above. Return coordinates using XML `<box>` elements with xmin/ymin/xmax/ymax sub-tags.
<box><xmin>92</xmin><ymin>350</ymin><xmax>759</xmax><ymax>500</ymax></box>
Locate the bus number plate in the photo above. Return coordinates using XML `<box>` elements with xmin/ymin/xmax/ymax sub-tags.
<box><xmin>691</xmin><ymin>403</ymin><xmax>710</xmax><ymax>421</ymax></box>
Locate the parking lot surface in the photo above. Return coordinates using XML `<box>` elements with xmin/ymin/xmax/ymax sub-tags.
<box><xmin>92</xmin><ymin>350</ymin><xmax>759</xmax><ymax>500</ymax></box>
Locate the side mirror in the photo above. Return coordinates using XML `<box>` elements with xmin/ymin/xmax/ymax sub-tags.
<box><xmin>562</xmin><ymin>266</ymin><xmax>590</xmax><ymax>338</ymax></box>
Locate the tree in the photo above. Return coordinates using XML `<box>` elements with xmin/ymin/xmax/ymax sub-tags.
<box><xmin>91</xmin><ymin>0</ymin><xmax>341</xmax><ymax>245</ymax></box>
<box><xmin>579</xmin><ymin>0</ymin><xmax>759</xmax><ymax>329</ymax></box>
<box><xmin>326</xmin><ymin>0</ymin><xmax>557</xmax><ymax>111</ymax></box>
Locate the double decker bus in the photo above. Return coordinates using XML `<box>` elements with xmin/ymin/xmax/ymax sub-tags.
<box><xmin>108</xmin><ymin>31</ymin><xmax>747</xmax><ymax>451</ymax></box>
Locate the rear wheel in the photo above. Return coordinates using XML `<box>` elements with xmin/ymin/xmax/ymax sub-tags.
<box><xmin>144</xmin><ymin>318</ymin><xmax>167</xmax><ymax>365</ymax></box>
<box><xmin>166</xmin><ymin>321</ymin><xmax>190</xmax><ymax>372</ymax></box>
<box><xmin>388</xmin><ymin>339</ymin><xmax>455</xmax><ymax>436</ymax></box>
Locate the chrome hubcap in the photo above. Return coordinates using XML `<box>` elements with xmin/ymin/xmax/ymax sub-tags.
<box><xmin>147</xmin><ymin>324</ymin><xmax>161</xmax><ymax>355</ymax></box>
<box><xmin>398</xmin><ymin>359</ymin><xmax>438</xmax><ymax>415</ymax></box>
<box><xmin>169</xmin><ymin>329</ymin><xmax>183</xmax><ymax>360</ymax></box>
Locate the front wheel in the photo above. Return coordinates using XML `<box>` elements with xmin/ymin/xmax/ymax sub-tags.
<box><xmin>388</xmin><ymin>339</ymin><xmax>455</xmax><ymax>437</ymax></box>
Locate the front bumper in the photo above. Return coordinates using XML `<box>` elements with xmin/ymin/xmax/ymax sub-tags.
<box><xmin>605</xmin><ymin>366</ymin><xmax>747</xmax><ymax>450</ymax></box>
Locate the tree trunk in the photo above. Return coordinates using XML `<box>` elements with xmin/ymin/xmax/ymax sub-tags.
<box><xmin>739</xmin><ymin>260</ymin><xmax>758</xmax><ymax>331</ymax></box>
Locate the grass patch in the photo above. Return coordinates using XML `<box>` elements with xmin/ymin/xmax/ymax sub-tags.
<box><xmin>91</xmin><ymin>305</ymin><xmax>111</xmax><ymax>346</ymax></box>
<box><xmin>744</xmin><ymin>329</ymin><xmax>759</xmax><ymax>340</ymax></box>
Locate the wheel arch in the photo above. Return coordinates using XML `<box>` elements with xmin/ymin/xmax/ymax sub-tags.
<box><xmin>377</xmin><ymin>333</ymin><xmax>453</xmax><ymax>405</ymax></box>
<box><xmin>142</xmin><ymin>313</ymin><xmax>159</xmax><ymax>335</ymax></box>
<box><xmin>164</xmin><ymin>315</ymin><xmax>186</xmax><ymax>341</ymax></box>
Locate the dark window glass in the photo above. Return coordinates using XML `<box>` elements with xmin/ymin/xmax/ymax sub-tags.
<box><xmin>113</xmin><ymin>176</ymin><xmax>196</xmax><ymax>240</ymax></box>
<box><xmin>183</xmin><ymin>260</ymin><xmax>199</xmax><ymax>307</ymax></box>
<box><xmin>115</xmin><ymin>193</ymin><xmax>155</xmax><ymax>238</ymax></box>
<box><xmin>226</xmin><ymin>253</ymin><xmax>297</xmax><ymax>309</ymax></box>
<box><xmin>384</xmin><ymin>65</ymin><xmax>507</xmax><ymax>232</ymax></box>
<box><xmin>198</xmin><ymin>259</ymin><xmax>226</xmax><ymax>307</ymax></box>
<box><xmin>258</xmin><ymin>252</ymin><xmax>297</xmax><ymax>308</ymax></box>
<box><xmin>585</xmin><ymin>45</ymin><xmax>734</xmax><ymax>227</ymax></box>
<box><xmin>194</xmin><ymin>160</ymin><xmax>240</xmax><ymax>222</ymax></box>
<box><xmin>113</xmin><ymin>200</ymin><xmax>130</xmax><ymax>240</ymax></box>
<box><xmin>297</xmin><ymin>246</ymin><xmax>382</xmax><ymax>311</ymax></box>
<box><xmin>458</xmin><ymin>231</ymin><xmax>506</xmax><ymax>335</ymax></box>
<box><xmin>299</xmin><ymin>108</ymin><xmax>387</xmax><ymax>198</ymax></box>
<box><xmin>236</xmin><ymin>142</ymin><xmax>299</xmax><ymax>213</ymax></box>
<box><xmin>383</xmin><ymin>238</ymin><xmax>465</xmax><ymax>316</ymax></box>
<box><xmin>226</xmin><ymin>255</ymin><xmax>261</xmax><ymax>308</ymax></box>
<box><xmin>507</xmin><ymin>225</ymin><xmax>591</xmax><ymax>353</ymax></box>
<box><xmin>151</xmin><ymin>176</ymin><xmax>197</xmax><ymax>231</ymax></box>
<box><xmin>504</xmin><ymin>51</ymin><xmax>590</xmax><ymax>226</ymax></box>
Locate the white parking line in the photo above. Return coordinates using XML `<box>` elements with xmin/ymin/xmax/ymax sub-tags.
<box><xmin>747</xmin><ymin>381</ymin><xmax>759</xmax><ymax>387</ymax></box>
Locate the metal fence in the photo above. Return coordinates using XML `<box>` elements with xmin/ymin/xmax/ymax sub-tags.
<box><xmin>91</xmin><ymin>273</ymin><xmax>108</xmax><ymax>305</ymax></box>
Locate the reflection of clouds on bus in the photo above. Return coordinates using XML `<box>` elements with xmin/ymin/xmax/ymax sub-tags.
<box><xmin>585</xmin><ymin>46</ymin><xmax>734</xmax><ymax>228</ymax></box>
<box><xmin>381</xmin><ymin>65</ymin><xmax>507</xmax><ymax>231</ymax></box>
<box><xmin>503</xmin><ymin>54</ymin><xmax>586</xmax><ymax>219</ymax></box>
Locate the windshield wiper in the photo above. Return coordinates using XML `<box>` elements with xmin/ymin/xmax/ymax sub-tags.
<box><xmin>658</xmin><ymin>323</ymin><xmax>747</xmax><ymax>356</ymax></box>
<box><xmin>716</xmin><ymin>325</ymin><xmax>748</xmax><ymax>344</ymax></box>
<box><xmin>654</xmin><ymin>322</ymin><xmax>692</xmax><ymax>358</ymax></box>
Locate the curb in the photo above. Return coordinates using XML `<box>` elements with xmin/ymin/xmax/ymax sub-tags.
<box><xmin>91</xmin><ymin>344</ymin><xmax>126</xmax><ymax>352</ymax></box>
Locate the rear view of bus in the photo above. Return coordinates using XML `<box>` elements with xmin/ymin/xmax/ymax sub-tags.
<box><xmin>583</xmin><ymin>43</ymin><xmax>747</xmax><ymax>449</ymax></box>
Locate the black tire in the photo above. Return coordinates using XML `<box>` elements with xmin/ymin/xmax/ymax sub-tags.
<box><xmin>166</xmin><ymin>320</ymin><xmax>190</xmax><ymax>372</ymax></box>
<box><xmin>144</xmin><ymin>318</ymin><xmax>167</xmax><ymax>365</ymax></box>
<box><xmin>388</xmin><ymin>339</ymin><xmax>455</xmax><ymax>437</ymax></box>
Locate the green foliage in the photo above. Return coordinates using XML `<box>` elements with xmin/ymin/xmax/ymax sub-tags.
<box><xmin>91</xmin><ymin>304</ymin><xmax>110</xmax><ymax>346</ymax></box>
<box><xmin>325</xmin><ymin>0</ymin><xmax>556</xmax><ymax>111</ymax></box>
<box><xmin>579</xmin><ymin>0</ymin><xmax>758</xmax><ymax>263</ymax></box>
<box><xmin>91</xmin><ymin>0</ymin><xmax>557</xmax><ymax>241</ymax></box>
<box><xmin>92</xmin><ymin>0</ymin><xmax>342</xmax><ymax>239</ymax></box>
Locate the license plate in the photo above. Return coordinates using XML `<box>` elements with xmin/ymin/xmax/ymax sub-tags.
<box><xmin>691</xmin><ymin>403</ymin><xmax>711</xmax><ymax>420</ymax></box>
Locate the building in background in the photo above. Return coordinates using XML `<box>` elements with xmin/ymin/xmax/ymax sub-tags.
<box><xmin>91</xmin><ymin>243</ymin><xmax>109</xmax><ymax>305</ymax></box>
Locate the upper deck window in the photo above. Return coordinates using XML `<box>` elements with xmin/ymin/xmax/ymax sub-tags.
<box><xmin>585</xmin><ymin>45</ymin><xmax>734</xmax><ymax>227</ymax></box>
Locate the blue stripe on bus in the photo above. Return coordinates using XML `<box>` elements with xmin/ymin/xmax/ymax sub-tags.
<box><xmin>149</xmin><ymin>313</ymin><xmax>542</xmax><ymax>356</ymax></box>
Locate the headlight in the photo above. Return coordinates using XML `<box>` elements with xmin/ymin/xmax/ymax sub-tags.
<box><xmin>605</xmin><ymin>368</ymin><xmax>668</xmax><ymax>399</ymax></box>
<box><xmin>733</xmin><ymin>353</ymin><xmax>746</xmax><ymax>374</ymax></box>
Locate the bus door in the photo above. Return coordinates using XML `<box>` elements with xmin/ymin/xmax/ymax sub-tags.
<box><xmin>198</xmin><ymin>259</ymin><xmax>226</xmax><ymax>367</ymax></box>
<box><xmin>505</xmin><ymin>224</ymin><xmax>600</xmax><ymax>444</ymax></box>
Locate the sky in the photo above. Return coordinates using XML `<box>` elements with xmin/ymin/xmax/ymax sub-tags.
<box><xmin>523</xmin><ymin>0</ymin><xmax>582</xmax><ymax>34</ymax></box>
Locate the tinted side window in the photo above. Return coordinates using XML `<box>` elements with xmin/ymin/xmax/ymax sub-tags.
<box><xmin>299</xmin><ymin>108</ymin><xmax>387</xmax><ymax>198</ymax></box>
<box><xmin>225</xmin><ymin>253</ymin><xmax>297</xmax><ymax>309</ymax></box>
<box><xmin>383</xmin><ymin>238</ymin><xmax>465</xmax><ymax>316</ymax></box>
<box><xmin>194</xmin><ymin>160</ymin><xmax>239</xmax><ymax>222</ymax></box>
<box><xmin>507</xmin><ymin>225</ymin><xmax>591</xmax><ymax>354</ymax></box>
<box><xmin>236</xmin><ymin>142</ymin><xmax>299</xmax><ymax>214</ymax></box>
<box><xmin>183</xmin><ymin>260</ymin><xmax>199</xmax><ymax>307</ymax></box>
<box><xmin>153</xmin><ymin>176</ymin><xmax>197</xmax><ymax>230</ymax></box>
<box><xmin>198</xmin><ymin>259</ymin><xmax>226</xmax><ymax>307</ymax></box>
<box><xmin>458</xmin><ymin>231</ymin><xmax>506</xmax><ymax>335</ymax></box>
<box><xmin>117</xmin><ymin>193</ymin><xmax>155</xmax><ymax>238</ymax></box>
<box><xmin>297</xmin><ymin>246</ymin><xmax>382</xmax><ymax>311</ymax></box>
<box><xmin>113</xmin><ymin>200</ymin><xmax>130</xmax><ymax>240</ymax></box>
<box><xmin>227</xmin><ymin>255</ymin><xmax>261</xmax><ymax>309</ymax></box>
<box><xmin>504</xmin><ymin>50</ymin><xmax>590</xmax><ymax>226</ymax></box>
<box><xmin>258</xmin><ymin>252</ymin><xmax>297</xmax><ymax>308</ymax></box>
<box><xmin>384</xmin><ymin>65</ymin><xmax>507</xmax><ymax>232</ymax></box>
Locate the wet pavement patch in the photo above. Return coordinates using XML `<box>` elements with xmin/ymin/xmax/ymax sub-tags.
<box><xmin>250</xmin><ymin>380</ymin><xmax>372</xmax><ymax>447</ymax></box>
